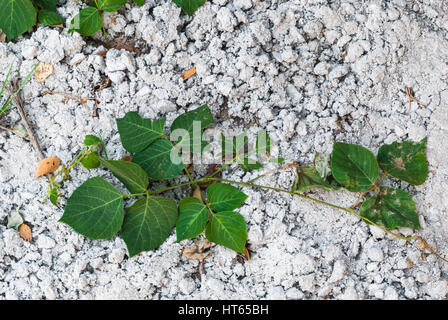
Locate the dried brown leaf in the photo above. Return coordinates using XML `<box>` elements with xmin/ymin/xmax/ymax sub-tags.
<box><xmin>36</xmin><ymin>157</ymin><xmax>61</xmax><ymax>177</ymax></box>
<box><xmin>193</xmin><ymin>186</ymin><xmax>202</xmax><ymax>201</ymax></box>
<box><xmin>182</xmin><ymin>239</ymin><xmax>212</xmax><ymax>261</ymax></box>
<box><xmin>244</xmin><ymin>247</ymin><xmax>251</xmax><ymax>261</ymax></box>
<box><xmin>405</xmin><ymin>257</ymin><xmax>416</xmax><ymax>268</ymax></box>
<box><xmin>18</xmin><ymin>223</ymin><xmax>32</xmax><ymax>242</ymax></box>
<box><xmin>121</xmin><ymin>155</ymin><xmax>133</xmax><ymax>162</ymax></box>
<box><xmin>181</xmin><ymin>67</ymin><xmax>196</xmax><ymax>81</ymax></box>
<box><xmin>0</xmin><ymin>30</ymin><xmax>6</xmax><ymax>43</ymax></box>
<box><xmin>35</xmin><ymin>63</ymin><xmax>54</xmax><ymax>83</ymax></box>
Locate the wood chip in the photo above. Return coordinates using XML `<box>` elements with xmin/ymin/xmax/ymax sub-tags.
<box><xmin>18</xmin><ymin>223</ymin><xmax>32</xmax><ymax>242</ymax></box>
<box><xmin>36</xmin><ymin>157</ymin><xmax>61</xmax><ymax>177</ymax></box>
<box><xmin>35</xmin><ymin>63</ymin><xmax>54</xmax><ymax>83</ymax></box>
<box><xmin>181</xmin><ymin>66</ymin><xmax>196</xmax><ymax>81</ymax></box>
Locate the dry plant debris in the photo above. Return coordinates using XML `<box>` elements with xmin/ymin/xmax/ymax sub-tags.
<box><xmin>182</xmin><ymin>239</ymin><xmax>212</xmax><ymax>261</ymax></box>
<box><xmin>181</xmin><ymin>66</ymin><xmax>196</xmax><ymax>81</ymax></box>
<box><xmin>35</xmin><ymin>63</ymin><xmax>54</xmax><ymax>83</ymax></box>
<box><xmin>18</xmin><ymin>223</ymin><xmax>32</xmax><ymax>242</ymax></box>
<box><xmin>36</xmin><ymin>157</ymin><xmax>61</xmax><ymax>177</ymax></box>
<box><xmin>405</xmin><ymin>86</ymin><xmax>425</xmax><ymax>113</ymax></box>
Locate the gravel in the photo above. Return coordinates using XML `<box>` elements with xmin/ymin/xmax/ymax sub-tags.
<box><xmin>1</xmin><ymin>0</ymin><xmax>448</xmax><ymax>300</ymax></box>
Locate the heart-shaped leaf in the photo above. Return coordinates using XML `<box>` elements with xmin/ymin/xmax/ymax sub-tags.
<box><xmin>292</xmin><ymin>166</ymin><xmax>340</xmax><ymax>193</ymax></box>
<box><xmin>170</xmin><ymin>104</ymin><xmax>213</xmax><ymax>153</ymax></box>
<box><xmin>0</xmin><ymin>0</ymin><xmax>36</xmax><ymax>41</ymax></box>
<box><xmin>206</xmin><ymin>183</ymin><xmax>248</xmax><ymax>212</ymax></box>
<box><xmin>176</xmin><ymin>197</ymin><xmax>209</xmax><ymax>242</ymax></box>
<box><xmin>171</xmin><ymin>0</ymin><xmax>206</xmax><ymax>16</ymax></box>
<box><xmin>360</xmin><ymin>188</ymin><xmax>421</xmax><ymax>229</ymax></box>
<box><xmin>60</xmin><ymin>177</ymin><xmax>124</xmax><ymax>239</ymax></box>
<box><xmin>35</xmin><ymin>0</ymin><xmax>57</xmax><ymax>10</ymax></box>
<box><xmin>331</xmin><ymin>142</ymin><xmax>379</xmax><ymax>192</ymax></box>
<box><xmin>205</xmin><ymin>211</ymin><xmax>247</xmax><ymax>253</ymax></box>
<box><xmin>132</xmin><ymin>139</ymin><xmax>184</xmax><ymax>180</ymax></box>
<box><xmin>81</xmin><ymin>151</ymin><xmax>100</xmax><ymax>169</ymax></box>
<box><xmin>68</xmin><ymin>6</ymin><xmax>103</xmax><ymax>36</ymax></box>
<box><xmin>96</xmin><ymin>0</ymin><xmax>128</xmax><ymax>12</ymax></box>
<box><xmin>38</xmin><ymin>9</ymin><xmax>64</xmax><ymax>26</ymax></box>
<box><xmin>121</xmin><ymin>197</ymin><xmax>178</xmax><ymax>257</ymax></box>
<box><xmin>100</xmin><ymin>159</ymin><xmax>148</xmax><ymax>193</ymax></box>
<box><xmin>116</xmin><ymin>112</ymin><xmax>165</xmax><ymax>153</ymax></box>
<box><xmin>83</xmin><ymin>134</ymin><xmax>102</xmax><ymax>146</ymax></box>
<box><xmin>377</xmin><ymin>138</ymin><xmax>428</xmax><ymax>185</ymax></box>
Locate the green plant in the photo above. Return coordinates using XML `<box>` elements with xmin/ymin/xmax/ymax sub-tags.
<box><xmin>1</xmin><ymin>63</ymin><xmax>39</xmax><ymax>117</ymax></box>
<box><xmin>44</xmin><ymin>134</ymin><xmax>107</xmax><ymax>207</ymax></box>
<box><xmin>0</xmin><ymin>0</ymin><xmax>206</xmax><ymax>41</ymax></box>
<box><xmin>0</xmin><ymin>0</ymin><xmax>64</xmax><ymax>41</ymax></box>
<box><xmin>68</xmin><ymin>0</ymin><xmax>206</xmax><ymax>38</ymax></box>
<box><xmin>52</xmin><ymin>105</ymin><xmax>435</xmax><ymax>260</ymax></box>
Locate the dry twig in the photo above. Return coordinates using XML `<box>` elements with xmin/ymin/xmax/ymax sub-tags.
<box><xmin>9</xmin><ymin>79</ymin><xmax>44</xmax><ymax>160</ymax></box>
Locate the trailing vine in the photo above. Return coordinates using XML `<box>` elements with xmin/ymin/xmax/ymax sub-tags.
<box><xmin>47</xmin><ymin>105</ymin><xmax>437</xmax><ymax>260</ymax></box>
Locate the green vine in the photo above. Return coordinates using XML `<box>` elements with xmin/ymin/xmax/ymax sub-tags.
<box><xmin>47</xmin><ymin>105</ymin><xmax>438</xmax><ymax>261</ymax></box>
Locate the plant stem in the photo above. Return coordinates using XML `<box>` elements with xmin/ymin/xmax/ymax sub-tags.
<box><xmin>162</xmin><ymin>134</ymin><xmax>194</xmax><ymax>183</ymax></box>
<box><xmin>203</xmin><ymin>177</ymin><xmax>416</xmax><ymax>242</ymax></box>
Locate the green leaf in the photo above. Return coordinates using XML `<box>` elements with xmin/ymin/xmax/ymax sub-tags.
<box><xmin>121</xmin><ymin>197</ymin><xmax>178</xmax><ymax>257</ymax></box>
<box><xmin>377</xmin><ymin>138</ymin><xmax>428</xmax><ymax>185</ymax></box>
<box><xmin>292</xmin><ymin>166</ymin><xmax>341</xmax><ymax>193</ymax></box>
<box><xmin>81</xmin><ymin>151</ymin><xmax>100</xmax><ymax>169</ymax></box>
<box><xmin>116</xmin><ymin>112</ymin><xmax>165</xmax><ymax>153</ymax></box>
<box><xmin>314</xmin><ymin>153</ymin><xmax>331</xmax><ymax>180</ymax></box>
<box><xmin>35</xmin><ymin>0</ymin><xmax>57</xmax><ymax>10</ymax></box>
<box><xmin>38</xmin><ymin>9</ymin><xmax>64</xmax><ymax>26</ymax></box>
<box><xmin>171</xmin><ymin>0</ymin><xmax>206</xmax><ymax>16</ymax></box>
<box><xmin>100</xmin><ymin>158</ymin><xmax>148</xmax><ymax>194</ymax></box>
<box><xmin>133</xmin><ymin>139</ymin><xmax>184</xmax><ymax>180</ymax></box>
<box><xmin>360</xmin><ymin>188</ymin><xmax>421</xmax><ymax>230</ymax></box>
<box><xmin>133</xmin><ymin>0</ymin><xmax>145</xmax><ymax>5</ymax></box>
<box><xmin>83</xmin><ymin>134</ymin><xmax>102</xmax><ymax>146</ymax></box>
<box><xmin>0</xmin><ymin>0</ymin><xmax>37</xmax><ymax>41</ymax></box>
<box><xmin>206</xmin><ymin>183</ymin><xmax>248</xmax><ymax>212</ymax></box>
<box><xmin>49</xmin><ymin>187</ymin><xmax>60</xmax><ymax>207</ymax></box>
<box><xmin>60</xmin><ymin>177</ymin><xmax>124</xmax><ymax>239</ymax></box>
<box><xmin>68</xmin><ymin>6</ymin><xmax>103</xmax><ymax>36</ymax></box>
<box><xmin>170</xmin><ymin>104</ymin><xmax>213</xmax><ymax>153</ymax></box>
<box><xmin>331</xmin><ymin>142</ymin><xmax>379</xmax><ymax>192</ymax></box>
<box><xmin>176</xmin><ymin>197</ymin><xmax>209</xmax><ymax>242</ymax></box>
<box><xmin>96</xmin><ymin>0</ymin><xmax>128</xmax><ymax>12</ymax></box>
<box><xmin>7</xmin><ymin>208</ymin><xmax>24</xmax><ymax>230</ymax></box>
<box><xmin>205</xmin><ymin>211</ymin><xmax>247</xmax><ymax>253</ymax></box>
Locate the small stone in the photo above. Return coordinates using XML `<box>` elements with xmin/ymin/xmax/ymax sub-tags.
<box><xmin>267</xmin><ymin>286</ymin><xmax>286</xmax><ymax>300</ymax></box>
<box><xmin>37</xmin><ymin>235</ymin><xmax>56</xmax><ymax>249</ymax></box>
<box><xmin>314</xmin><ymin>62</ymin><xmax>330</xmax><ymax>75</ymax></box>
<box><xmin>367</xmin><ymin>247</ymin><xmax>384</xmax><ymax>262</ymax></box>
<box><xmin>109</xmin><ymin>248</ymin><xmax>126</xmax><ymax>264</ymax></box>
<box><xmin>384</xmin><ymin>287</ymin><xmax>399</xmax><ymax>300</ymax></box>
<box><xmin>329</xmin><ymin>260</ymin><xmax>347</xmax><ymax>283</ymax></box>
